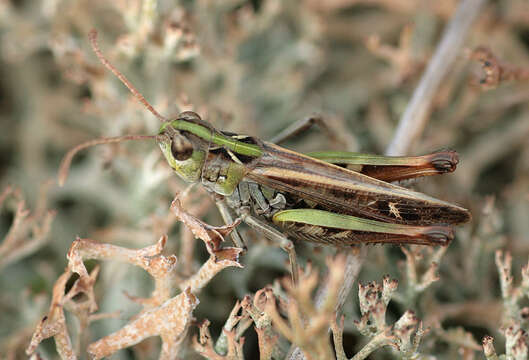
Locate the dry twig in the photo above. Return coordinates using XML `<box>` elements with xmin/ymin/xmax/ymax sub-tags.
<box><xmin>386</xmin><ymin>0</ymin><xmax>487</xmax><ymax>156</ymax></box>
<box><xmin>0</xmin><ymin>184</ymin><xmax>55</xmax><ymax>270</ymax></box>
<box><xmin>26</xmin><ymin>191</ymin><xmax>244</xmax><ymax>358</ymax></box>
<box><xmin>266</xmin><ymin>255</ymin><xmax>347</xmax><ymax>360</ymax></box>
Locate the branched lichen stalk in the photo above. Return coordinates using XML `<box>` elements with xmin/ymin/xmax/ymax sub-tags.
<box><xmin>350</xmin><ymin>330</ymin><xmax>395</xmax><ymax>360</ymax></box>
<box><xmin>289</xmin><ymin>247</ymin><xmax>366</xmax><ymax>360</ymax></box>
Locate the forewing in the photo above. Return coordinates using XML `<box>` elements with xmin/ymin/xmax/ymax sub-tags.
<box><xmin>245</xmin><ymin>143</ymin><xmax>470</xmax><ymax>226</ymax></box>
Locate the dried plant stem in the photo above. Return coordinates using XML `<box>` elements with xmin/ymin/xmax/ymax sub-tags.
<box><xmin>350</xmin><ymin>331</ymin><xmax>394</xmax><ymax>360</ymax></box>
<box><xmin>316</xmin><ymin>247</ymin><xmax>367</xmax><ymax>311</ymax></box>
<box><xmin>288</xmin><ymin>247</ymin><xmax>366</xmax><ymax>360</ymax></box>
<box><xmin>386</xmin><ymin>0</ymin><xmax>487</xmax><ymax>156</ymax></box>
<box><xmin>331</xmin><ymin>315</ymin><xmax>347</xmax><ymax>360</ymax></box>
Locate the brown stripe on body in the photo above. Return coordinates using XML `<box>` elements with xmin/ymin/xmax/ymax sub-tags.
<box><xmin>245</xmin><ymin>142</ymin><xmax>470</xmax><ymax>226</ymax></box>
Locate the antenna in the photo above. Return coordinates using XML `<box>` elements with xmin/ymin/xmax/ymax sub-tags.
<box><xmin>57</xmin><ymin>30</ymin><xmax>172</xmax><ymax>186</ymax></box>
<box><xmin>58</xmin><ymin>30</ymin><xmax>176</xmax><ymax>186</ymax></box>
<box><xmin>88</xmin><ymin>29</ymin><xmax>168</xmax><ymax>123</ymax></box>
<box><xmin>58</xmin><ymin>134</ymin><xmax>157</xmax><ymax>186</ymax></box>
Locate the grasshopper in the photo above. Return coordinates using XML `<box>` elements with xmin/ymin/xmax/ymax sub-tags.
<box><xmin>60</xmin><ymin>31</ymin><xmax>470</xmax><ymax>284</ymax></box>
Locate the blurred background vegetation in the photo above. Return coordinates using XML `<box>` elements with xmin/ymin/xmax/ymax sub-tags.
<box><xmin>1</xmin><ymin>0</ymin><xmax>529</xmax><ymax>359</ymax></box>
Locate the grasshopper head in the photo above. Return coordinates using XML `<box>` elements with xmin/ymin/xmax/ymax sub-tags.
<box><xmin>157</xmin><ymin>112</ymin><xmax>206</xmax><ymax>183</ymax></box>
<box><xmin>70</xmin><ymin>32</ymin><xmax>206</xmax><ymax>186</ymax></box>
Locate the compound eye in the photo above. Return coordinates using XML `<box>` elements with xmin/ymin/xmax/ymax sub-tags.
<box><xmin>171</xmin><ymin>133</ymin><xmax>193</xmax><ymax>161</ymax></box>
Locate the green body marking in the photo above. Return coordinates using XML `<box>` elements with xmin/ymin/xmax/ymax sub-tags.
<box><xmin>160</xmin><ymin>120</ymin><xmax>263</xmax><ymax>157</ymax></box>
<box><xmin>273</xmin><ymin>209</ymin><xmax>428</xmax><ymax>235</ymax></box>
<box><xmin>307</xmin><ymin>151</ymin><xmax>425</xmax><ymax>166</ymax></box>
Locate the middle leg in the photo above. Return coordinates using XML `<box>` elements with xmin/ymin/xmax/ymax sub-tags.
<box><xmin>240</xmin><ymin>209</ymin><xmax>299</xmax><ymax>285</ymax></box>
